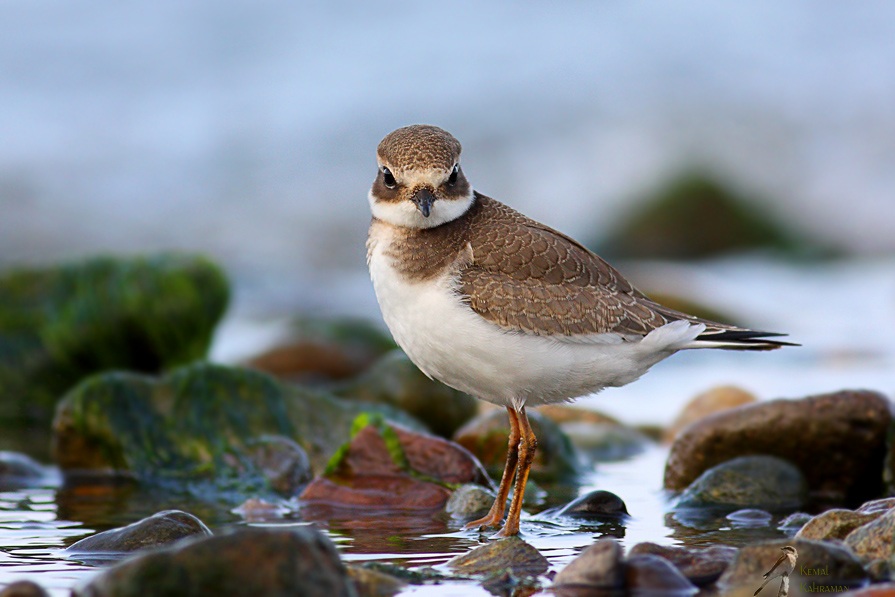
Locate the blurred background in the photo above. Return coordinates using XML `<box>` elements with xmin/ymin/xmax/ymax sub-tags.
<box><xmin>2</xmin><ymin>0</ymin><xmax>894</xmax><ymax>421</ymax></box>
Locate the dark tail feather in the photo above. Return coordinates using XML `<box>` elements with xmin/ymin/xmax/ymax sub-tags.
<box><xmin>689</xmin><ymin>329</ymin><xmax>799</xmax><ymax>351</ymax></box>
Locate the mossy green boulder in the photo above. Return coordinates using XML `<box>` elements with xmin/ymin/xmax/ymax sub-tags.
<box><xmin>597</xmin><ymin>171</ymin><xmax>837</xmax><ymax>260</ymax></box>
<box><xmin>52</xmin><ymin>363</ymin><xmax>422</xmax><ymax>498</ymax></box>
<box><xmin>0</xmin><ymin>254</ymin><xmax>229</xmax><ymax>423</ymax></box>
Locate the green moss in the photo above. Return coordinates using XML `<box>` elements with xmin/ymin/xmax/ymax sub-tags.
<box><xmin>0</xmin><ymin>254</ymin><xmax>230</xmax><ymax>425</ymax></box>
<box><xmin>597</xmin><ymin>171</ymin><xmax>841</xmax><ymax>260</ymax></box>
<box><xmin>53</xmin><ymin>362</ymin><xmax>423</xmax><ymax>499</ymax></box>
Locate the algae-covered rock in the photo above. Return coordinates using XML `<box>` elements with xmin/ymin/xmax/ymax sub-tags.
<box><xmin>333</xmin><ymin>350</ymin><xmax>478</xmax><ymax>438</ymax></box>
<box><xmin>299</xmin><ymin>415</ymin><xmax>490</xmax><ymax>511</ymax></box>
<box><xmin>597</xmin><ymin>171</ymin><xmax>834</xmax><ymax>260</ymax></box>
<box><xmin>447</xmin><ymin>536</ymin><xmax>548</xmax><ymax>579</ymax></box>
<box><xmin>52</xmin><ymin>363</ymin><xmax>422</xmax><ymax>497</ymax></box>
<box><xmin>453</xmin><ymin>409</ymin><xmax>581</xmax><ymax>484</ymax></box>
<box><xmin>73</xmin><ymin>526</ymin><xmax>355</xmax><ymax>597</ymax></box>
<box><xmin>245</xmin><ymin>316</ymin><xmax>396</xmax><ymax>383</ymax></box>
<box><xmin>0</xmin><ymin>254</ymin><xmax>229</xmax><ymax>423</ymax></box>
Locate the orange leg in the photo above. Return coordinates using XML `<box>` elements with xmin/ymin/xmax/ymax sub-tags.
<box><xmin>464</xmin><ymin>407</ymin><xmax>521</xmax><ymax>531</ymax></box>
<box><xmin>495</xmin><ymin>406</ymin><xmax>537</xmax><ymax>537</ymax></box>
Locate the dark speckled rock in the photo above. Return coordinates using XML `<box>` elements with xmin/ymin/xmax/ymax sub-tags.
<box><xmin>447</xmin><ymin>536</ymin><xmax>548</xmax><ymax>579</ymax></box>
<box><xmin>629</xmin><ymin>542</ymin><xmax>737</xmax><ymax>587</ymax></box>
<box><xmin>66</xmin><ymin>510</ymin><xmax>211</xmax><ymax>555</ymax></box>
<box><xmin>557</xmin><ymin>490</ymin><xmax>629</xmax><ymax>519</ymax></box>
<box><xmin>674</xmin><ymin>455</ymin><xmax>808</xmax><ymax>511</ymax></box>
<box><xmin>73</xmin><ymin>526</ymin><xmax>354</xmax><ymax>597</ymax></box>
<box><xmin>845</xmin><ymin>507</ymin><xmax>895</xmax><ymax>563</ymax></box>
<box><xmin>796</xmin><ymin>508</ymin><xmax>882</xmax><ymax>541</ymax></box>
<box><xmin>665</xmin><ymin>390</ymin><xmax>891</xmax><ymax>504</ymax></box>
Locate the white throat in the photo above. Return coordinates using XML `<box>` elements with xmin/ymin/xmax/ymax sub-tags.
<box><xmin>368</xmin><ymin>190</ymin><xmax>474</xmax><ymax>229</ymax></box>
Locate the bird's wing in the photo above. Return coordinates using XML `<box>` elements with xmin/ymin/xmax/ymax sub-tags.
<box><xmin>762</xmin><ymin>553</ymin><xmax>787</xmax><ymax>578</ymax></box>
<box><xmin>459</xmin><ymin>195</ymin><xmax>745</xmax><ymax>339</ymax></box>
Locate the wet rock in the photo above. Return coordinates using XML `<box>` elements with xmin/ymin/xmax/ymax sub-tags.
<box><xmin>629</xmin><ymin>542</ymin><xmax>737</xmax><ymax>587</ymax></box>
<box><xmin>726</xmin><ymin>508</ymin><xmax>774</xmax><ymax>527</ymax></box>
<box><xmin>553</xmin><ymin>538</ymin><xmax>624</xmax><ymax>590</ymax></box>
<box><xmin>845</xmin><ymin>507</ymin><xmax>895</xmax><ymax>563</ymax></box>
<box><xmin>453</xmin><ymin>408</ymin><xmax>581</xmax><ymax>484</ymax></box>
<box><xmin>796</xmin><ymin>508</ymin><xmax>882</xmax><ymax>541</ymax></box>
<box><xmin>333</xmin><ymin>350</ymin><xmax>478</xmax><ymax>438</ymax></box>
<box><xmin>0</xmin><ymin>452</ymin><xmax>52</xmax><ymax>488</ymax></box>
<box><xmin>245</xmin><ymin>435</ymin><xmax>312</xmax><ymax>496</ymax></box>
<box><xmin>52</xmin><ymin>363</ymin><xmax>422</xmax><ymax>495</ymax></box>
<box><xmin>0</xmin><ymin>254</ymin><xmax>228</xmax><ymax>424</ymax></box>
<box><xmin>595</xmin><ymin>170</ymin><xmax>829</xmax><ymax>260</ymax></box>
<box><xmin>537</xmin><ymin>404</ymin><xmax>651</xmax><ymax>462</ymax></box>
<box><xmin>300</xmin><ymin>415</ymin><xmax>489</xmax><ymax>511</ymax></box>
<box><xmin>626</xmin><ymin>554</ymin><xmax>698</xmax><ymax>595</ymax></box>
<box><xmin>718</xmin><ymin>538</ymin><xmax>868</xmax><ymax>593</ymax></box>
<box><xmin>557</xmin><ymin>490</ymin><xmax>629</xmax><ymax>520</ymax></box>
<box><xmin>347</xmin><ymin>565</ymin><xmax>406</xmax><ymax>597</ymax></box>
<box><xmin>779</xmin><ymin>512</ymin><xmax>813</xmax><ymax>532</ymax></box>
<box><xmin>858</xmin><ymin>498</ymin><xmax>895</xmax><ymax>515</ymax></box>
<box><xmin>245</xmin><ymin>316</ymin><xmax>396</xmax><ymax>383</ymax></box>
<box><xmin>447</xmin><ymin>536</ymin><xmax>548</xmax><ymax>579</ymax></box>
<box><xmin>0</xmin><ymin>581</ymin><xmax>50</xmax><ymax>597</ymax></box>
<box><xmin>445</xmin><ymin>484</ymin><xmax>496</xmax><ymax>521</ymax></box>
<box><xmin>66</xmin><ymin>510</ymin><xmax>211</xmax><ymax>554</ymax></box>
<box><xmin>665</xmin><ymin>390</ymin><xmax>892</xmax><ymax>504</ymax></box>
<box><xmin>674</xmin><ymin>455</ymin><xmax>808</xmax><ymax>511</ymax></box>
<box><xmin>663</xmin><ymin>386</ymin><xmax>757</xmax><ymax>443</ymax></box>
<box><xmin>73</xmin><ymin>526</ymin><xmax>354</xmax><ymax>597</ymax></box>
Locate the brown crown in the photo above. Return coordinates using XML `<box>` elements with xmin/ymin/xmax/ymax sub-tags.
<box><xmin>377</xmin><ymin>125</ymin><xmax>462</xmax><ymax>172</ymax></box>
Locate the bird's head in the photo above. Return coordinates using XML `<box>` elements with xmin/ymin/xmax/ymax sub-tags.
<box><xmin>369</xmin><ymin>124</ymin><xmax>474</xmax><ymax>229</ymax></box>
<box><xmin>781</xmin><ymin>546</ymin><xmax>797</xmax><ymax>556</ymax></box>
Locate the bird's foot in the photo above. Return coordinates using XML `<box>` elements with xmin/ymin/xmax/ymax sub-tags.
<box><xmin>463</xmin><ymin>513</ymin><xmax>503</xmax><ymax>531</ymax></box>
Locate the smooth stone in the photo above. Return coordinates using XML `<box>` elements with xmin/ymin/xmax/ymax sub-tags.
<box><xmin>346</xmin><ymin>565</ymin><xmax>406</xmax><ymax>597</ymax></box>
<box><xmin>445</xmin><ymin>484</ymin><xmax>496</xmax><ymax>521</ymax></box>
<box><xmin>73</xmin><ymin>526</ymin><xmax>353</xmax><ymax>597</ymax></box>
<box><xmin>553</xmin><ymin>538</ymin><xmax>624</xmax><ymax>589</ymax></box>
<box><xmin>0</xmin><ymin>452</ymin><xmax>50</xmax><ymax>488</ymax></box>
<box><xmin>629</xmin><ymin>542</ymin><xmax>737</xmax><ymax>587</ymax></box>
<box><xmin>52</xmin><ymin>363</ymin><xmax>422</xmax><ymax>494</ymax></box>
<box><xmin>66</xmin><ymin>510</ymin><xmax>211</xmax><ymax>554</ymax></box>
<box><xmin>245</xmin><ymin>435</ymin><xmax>312</xmax><ymax>496</ymax></box>
<box><xmin>447</xmin><ymin>537</ymin><xmax>548</xmax><ymax>579</ymax></box>
<box><xmin>333</xmin><ymin>350</ymin><xmax>478</xmax><ymax>438</ymax></box>
<box><xmin>0</xmin><ymin>581</ymin><xmax>50</xmax><ymax>597</ymax></box>
<box><xmin>557</xmin><ymin>490</ymin><xmax>629</xmax><ymax>520</ymax></box>
<box><xmin>845</xmin><ymin>507</ymin><xmax>895</xmax><ymax>563</ymax></box>
<box><xmin>244</xmin><ymin>316</ymin><xmax>396</xmax><ymax>383</ymax></box>
<box><xmin>797</xmin><ymin>508</ymin><xmax>882</xmax><ymax>541</ymax></box>
<box><xmin>625</xmin><ymin>554</ymin><xmax>698</xmax><ymax>594</ymax></box>
<box><xmin>663</xmin><ymin>385</ymin><xmax>757</xmax><ymax>443</ymax></box>
<box><xmin>718</xmin><ymin>538</ymin><xmax>868</xmax><ymax>593</ymax></box>
<box><xmin>779</xmin><ymin>512</ymin><xmax>814</xmax><ymax>531</ymax></box>
<box><xmin>674</xmin><ymin>455</ymin><xmax>808</xmax><ymax>511</ymax></box>
<box><xmin>665</xmin><ymin>390</ymin><xmax>892</xmax><ymax>504</ymax></box>
<box><xmin>300</xmin><ymin>416</ymin><xmax>489</xmax><ymax>511</ymax></box>
<box><xmin>453</xmin><ymin>408</ymin><xmax>581</xmax><ymax>484</ymax></box>
<box><xmin>0</xmin><ymin>254</ymin><xmax>229</xmax><ymax>425</ymax></box>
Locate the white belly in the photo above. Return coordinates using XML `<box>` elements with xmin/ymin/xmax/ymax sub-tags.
<box><xmin>368</xmin><ymin>237</ymin><xmax>702</xmax><ymax>408</ymax></box>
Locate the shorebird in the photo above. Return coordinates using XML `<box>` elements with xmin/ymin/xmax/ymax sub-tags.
<box><xmin>366</xmin><ymin>124</ymin><xmax>793</xmax><ymax>537</ymax></box>
<box><xmin>754</xmin><ymin>546</ymin><xmax>798</xmax><ymax>596</ymax></box>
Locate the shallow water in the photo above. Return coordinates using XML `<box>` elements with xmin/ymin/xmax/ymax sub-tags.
<box><xmin>1</xmin><ymin>257</ymin><xmax>893</xmax><ymax>595</ymax></box>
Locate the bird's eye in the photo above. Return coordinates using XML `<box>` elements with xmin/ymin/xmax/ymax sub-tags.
<box><xmin>382</xmin><ymin>167</ymin><xmax>396</xmax><ymax>189</ymax></box>
<box><xmin>447</xmin><ymin>165</ymin><xmax>459</xmax><ymax>186</ymax></box>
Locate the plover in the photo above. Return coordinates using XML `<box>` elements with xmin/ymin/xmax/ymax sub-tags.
<box><xmin>366</xmin><ymin>124</ymin><xmax>793</xmax><ymax>537</ymax></box>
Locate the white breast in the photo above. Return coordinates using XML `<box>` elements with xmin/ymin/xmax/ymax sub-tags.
<box><xmin>367</xmin><ymin>226</ymin><xmax>705</xmax><ymax>409</ymax></box>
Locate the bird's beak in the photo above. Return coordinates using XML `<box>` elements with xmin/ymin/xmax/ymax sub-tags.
<box><xmin>410</xmin><ymin>188</ymin><xmax>436</xmax><ymax>218</ymax></box>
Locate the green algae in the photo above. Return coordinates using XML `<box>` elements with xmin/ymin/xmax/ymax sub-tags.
<box><xmin>53</xmin><ymin>363</ymin><xmax>422</xmax><ymax>499</ymax></box>
<box><xmin>0</xmin><ymin>254</ymin><xmax>229</xmax><ymax>424</ymax></box>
